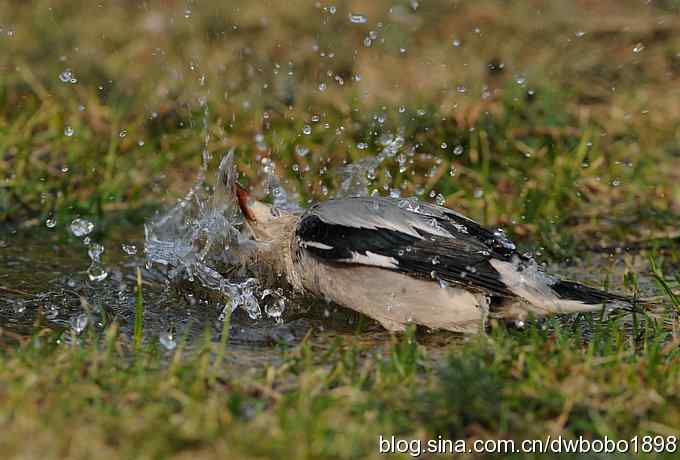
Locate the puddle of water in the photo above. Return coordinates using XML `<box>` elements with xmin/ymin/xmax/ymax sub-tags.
<box><xmin>0</xmin><ymin>218</ymin><xmax>675</xmax><ymax>365</ymax></box>
<box><xmin>0</xmin><ymin>210</ymin><xmax>387</xmax><ymax>368</ymax></box>
<box><xmin>1</xmin><ymin>151</ymin><xmax>675</xmax><ymax>364</ymax></box>
<box><xmin>0</xmin><ymin>138</ymin><xmax>410</xmax><ymax>366</ymax></box>
<box><xmin>0</xmin><ymin>223</ymin><xmax>318</xmax><ymax>359</ymax></box>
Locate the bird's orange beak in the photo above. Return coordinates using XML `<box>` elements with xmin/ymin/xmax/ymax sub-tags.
<box><xmin>235</xmin><ymin>182</ymin><xmax>256</xmax><ymax>221</ymax></box>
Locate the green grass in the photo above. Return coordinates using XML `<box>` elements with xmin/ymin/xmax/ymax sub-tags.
<box><xmin>1</xmin><ymin>318</ymin><xmax>680</xmax><ymax>459</ymax></box>
<box><xmin>1</xmin><ymin>0</ymin><xmax>680</xmax><ymax>458</ymax></box>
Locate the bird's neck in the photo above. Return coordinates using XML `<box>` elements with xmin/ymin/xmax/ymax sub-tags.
<box><xmin>241</xmin><ymin>216</ymin><xmax>302</xmax><ymax>290</ymax></box>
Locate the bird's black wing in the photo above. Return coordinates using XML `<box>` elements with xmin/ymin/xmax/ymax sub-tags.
<box><xmin>295</xmin><ymin>197</ymin><xmax>522</xmax><ymax>296</ymax></box>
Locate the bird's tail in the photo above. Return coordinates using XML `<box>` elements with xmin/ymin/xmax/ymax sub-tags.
<box><xmin>550</xmin><ymin>279</ymin><xmax>633</xmax><ymax>306</ymax></box>
<box><xmin>526</xmin><ymin>279</ymin><xmax>634</xmax><ymax>316</ymax></box>
<box><xmin>490</xmin><ymin>259</ymin><xmax>634</xmax><ymax>316</ymax></box>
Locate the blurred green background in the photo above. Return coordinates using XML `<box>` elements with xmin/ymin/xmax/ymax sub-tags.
<box><xmin>1</xmin><ymin>1</ymin><xmax>680</xmax><ymax>459</ymax></box>
<box><xmin>2</xmin><ymin>0</ymin><xmax>678</xmax><ymax>252</ymax></box>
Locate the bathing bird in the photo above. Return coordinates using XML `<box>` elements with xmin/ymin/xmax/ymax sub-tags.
<box><xmin>235</xmin><ymin>186</ymin><xmax>630</xmax><ymax>334</ymax></box>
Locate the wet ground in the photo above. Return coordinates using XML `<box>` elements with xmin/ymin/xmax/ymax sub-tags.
<box><xmin>1</xmin><ymin>214</ymin><xmax>675</xmax><ymax>367</ymax></box>
<box><xmin>0</xmin><ymin>216</ymin><xmax>398</xmax><ymax>369</ymax></box>
<box><xmin>0</xmin><ymin>221</ymin><xmax>304</xmax><ymax>358</ymax></box>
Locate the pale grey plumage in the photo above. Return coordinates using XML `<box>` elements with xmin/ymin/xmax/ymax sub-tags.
<box><xmin>238</xmin><ymin>192</ymin><xmax>631</xmax><ymax>333</ymax></box>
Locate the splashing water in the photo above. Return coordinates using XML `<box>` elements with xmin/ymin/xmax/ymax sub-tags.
<box><xmin>144</xmin><ymin>97</ymin><xmax>300</xmax><ymax>321</ymax></box>
<box><xmin>261</xmin><ymin>157</ymin><xmax>302</xmax><ymax>213</ymax></box>
<box><xmin>87</xmin><ymin>242</ymin><xmax>108</xmax><ymax>282</ymax></box>
<box><xmin>143</xmin><ymin>152</ymin><xmax>258</xmax><ymax>313</ymax></box>
<box><xmin>143</xmin><ymin>145</ymin><xmax>300</xmax><ymax>322</ymax></box>
<box><xmin>338</xmin><ymin>157</ymin><xmax>375</xmax><ymax>198</ymax></box>
<box><xmin>337</xmin><ymin>133</ymin><xmax>405</xmax><ymax>198</ymax></box>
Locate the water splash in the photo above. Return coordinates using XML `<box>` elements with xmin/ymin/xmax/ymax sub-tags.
<box><xmin>87</xmin><ymin>242</ymin><xmax>108</xmax><ymax>282</ymax></box>
<box><xmin>261</xmin><ymin>157</ymin><xmax>302</xmax><ymax>213</ymax></box>
<box><xmin>70</xmin><ymin>218</ymin><xmax>94</xmax><ymax>237</ymax></box>
<box><xmin>144</xmin><ymin>150</ymin><xmax>279</xmax><ymax>320</ymax></box>
<box><xmin>336</xmin><ymin>133</ymin><xmax>405</xmax><ymax>198</ymax></box>
<box><xmin>145</xmin><ymin>152</ymin><xmax>238</xmax><ymax>277</ymax></box>
<box><xmin>338</xmin><ymin>157</ymin><xmax>375</xmax><ymax>197</ymax></box>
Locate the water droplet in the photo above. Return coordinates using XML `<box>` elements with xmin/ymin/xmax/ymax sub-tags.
<box><xmin>121</xmin><ymin>243</ymin><xmax>137</xmax><ymax>255</ymax></box>
<box><xmin>633</xmin><ymin>42</ymin><xmax>644</xmax><ymax>54</ymax></box>
<box><xmin>435</xmin><ymin>194</ymin><xmax>446</xmax><ymax>206</ymax></box>
<box><xmin>70</xmin><ymin>218</ymin><xmax>94</xmax><ymax>237</ymax></box>
<box><xmin>302</xmin><ymin>125</ymin><xmax>312</xmax><ymax>135</ymax></box>
<box><xmin>318</xmin><ymin>82</ymin><xmax>327</xmax><ymax>92</ymax></box>
<box><xmin>452</xmin><ymin>39</ymin><xmax>461</xmax><ymax>47</ymax></box>
<box><xmin>64</xmin><ymin>126</ymin><xmax>74</xmax><ymax>137</ymax></box>
<box><xmin>119</xmin><ymin>129</ymin><xmax>128</xmax><ymax>138</ymax></box>
<box><xmin>349</xmin><ymin>13</ymin><xmax>367</xmax><ymax>24</ymax></box>
<box><xmin>71</xmin><ymin>313</ymin><xmax>89</xmax><ymax>335</ymax></box>
<box><xmin>265</xmin><ymin>299</ymin><xmax>286</xmax><ymax>319</ymax></box>
<box><xmin>87</xmin><ymin>265</ymin><xmax>108</xmax><ymax>282</ymax></box>
<box><xmin>431</xmin><ymin>255</ymin><xmax>441</xmax><ymax>265</ymax></box>
<box><xmin>14</xmin><ymin>302</ymin><xmax>27</xmax><ymax>315</ymax></box>
<box><xmin>295</xmin><ymin>145</ymin><xmax>309</xmax><ymax>157</ymax></box>
<box><xmin>453</xmin><ymin>144</ymin><xmax>464</xmax><ymax>155</ymax></box>
<box><xmin>45</xmin><ymin>216</ymin><xmax>57</xmax><ymax>228</ymax></box>
<box><xmin>473</xmin><ymin>188</ymin><xmax>484</xmax><ymax>198</ymax></box>
<box><xmin>515</xmin><ymin>75</ymin><xmax>527</xmax><ymax>86</ymax></box>
<box><xmin>43</xmin><ymin>303</ymin><xmax>59</xmax><ymax>320</ymax></box>
<box><xmin>88</xmin><ymin>243</ymin><xmax>104</xmax><ymax>260</ymax></box>
<box><xmin>159</xmin><ymin>332</ymin><xmax>177</xmax><ymax>350</ymax></box>
<box><xmin>58</xmin><ymin>69</ymin><xmax>73</xmax><ymax>83</ymax></box>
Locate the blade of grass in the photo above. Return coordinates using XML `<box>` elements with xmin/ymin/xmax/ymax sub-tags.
<box><xmin>649</xmin><ymin>255</ymin><xmax>680</xmax><ymax>309</ymax></box>
<box><xmin>134</xmin><ymin>267</ymin><xmax>144</xmax><ymax>350</ymax></box>
<box><xmin>213</xmin><ymin>305</ymin><xmax>233</xmax><ymax>374</ymax></box>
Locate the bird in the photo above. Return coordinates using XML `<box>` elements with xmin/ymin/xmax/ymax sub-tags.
<box><xmin>234</xmin><ymin>185</ymin><xmax>631</xmax><ymax>334</ymax></box>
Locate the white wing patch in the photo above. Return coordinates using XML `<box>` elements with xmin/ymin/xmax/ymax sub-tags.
<box><xmin>343</xmin><ymin>251</ymin><xmax>398</xmax><ymax>269</ymax></box>
<box><xmin>301</xmin><ymin>240</ymin><xmax>334</xmax><ymax>250</ymax></box>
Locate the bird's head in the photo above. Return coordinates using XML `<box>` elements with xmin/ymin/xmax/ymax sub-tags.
<box><xmin>235</xmin><ymin>183</ymin><xmax>297</xmax><ymax>242</ymax></box>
